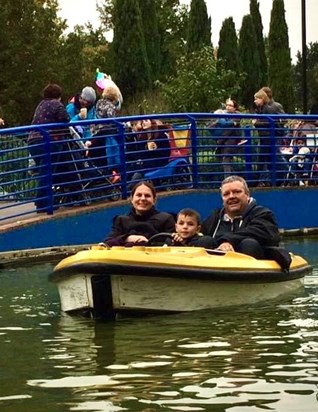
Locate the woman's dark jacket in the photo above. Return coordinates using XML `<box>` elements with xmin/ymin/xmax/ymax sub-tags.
<box><xmin>104</xmin><ymin>207</ymin><xmax>175</xmax><ymax>246</ymax></box>
<box><xmin>201</xmin><ymin>198</ymin><xmax>280</xmax><ymax>249</ymax></box>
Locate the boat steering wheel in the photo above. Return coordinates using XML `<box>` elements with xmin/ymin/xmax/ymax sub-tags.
<box><xmin>147</xmin><ymin>232</ymin><xmax>174</xmax><ymax>246</ymax></box>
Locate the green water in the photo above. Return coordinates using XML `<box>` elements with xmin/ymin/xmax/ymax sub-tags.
<box><xmin>0</xmin><ymin>239</ymin><xmax>317</xmax><ymax>412</ymax></box>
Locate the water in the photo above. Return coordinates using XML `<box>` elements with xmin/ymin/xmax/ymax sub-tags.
<box><xmin>0</xmin><ymin>239</ymin><xmax>317</xmax><ymax>412</ymax></box>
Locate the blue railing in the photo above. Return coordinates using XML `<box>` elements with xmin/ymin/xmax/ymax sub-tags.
<box><xmin>0</xmin><ymin>113</ymin><xmax>317</xmax><ymax>223</ymax></box>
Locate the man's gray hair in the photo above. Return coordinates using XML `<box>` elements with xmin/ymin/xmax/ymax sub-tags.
<box><xmin>220</xmin><ymin>175</ymin><xmax>250</xmax><ymax>195</ymax></box>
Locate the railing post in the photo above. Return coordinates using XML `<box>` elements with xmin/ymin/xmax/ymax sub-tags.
<box><xmin>243</xmin><ymin>126</ymin><xmax>253</xmax><ymax>182</ymax></box>
<box><xmin>41</xmin><ymin>129</ymin><xmax>55</xmax><ymax>214</ymax></box>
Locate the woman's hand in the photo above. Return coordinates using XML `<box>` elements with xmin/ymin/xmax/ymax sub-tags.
<box><xmin>126</xmin><ymin>234</ymin><xmax>149</xmax><ymax>244</ymax></box>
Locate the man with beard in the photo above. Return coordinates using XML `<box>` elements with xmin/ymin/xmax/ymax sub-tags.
<box><xmin>201</xmin><ymin>176</ymin><xmax>280</xmax><ymax>258</ymax></box>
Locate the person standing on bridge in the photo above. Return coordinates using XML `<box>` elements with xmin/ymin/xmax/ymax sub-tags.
<box><xmin>27</xmin><ymin>83</ymin><xmax>70</xmax><ymax>213</ymax></box>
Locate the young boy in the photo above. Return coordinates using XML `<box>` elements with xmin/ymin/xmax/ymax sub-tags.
<box><xmin>166</xmin><ymin>208</ymin><xmax>216</xmax><ymax>248</ymax></box>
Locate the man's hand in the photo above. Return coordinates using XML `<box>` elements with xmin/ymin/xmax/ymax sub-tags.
<box><xmin>217</xmin><ymin>242</ymin><xmax>234</xmax><ymax>252</ymax></box>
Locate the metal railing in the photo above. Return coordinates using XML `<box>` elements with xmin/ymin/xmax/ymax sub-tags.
<box><xmin>0</xmin><ymin>113</ymin><xmax>317</xmax><ymax>223</ymax></box>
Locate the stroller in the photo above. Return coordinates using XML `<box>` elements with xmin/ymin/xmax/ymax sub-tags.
<box><xmin>52</xmin><ymin>127</ymin><xmax>121</xmax><ymax>206</ymax></box>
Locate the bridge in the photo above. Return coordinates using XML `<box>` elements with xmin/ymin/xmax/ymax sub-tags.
<box><xmin>1</xmin><ymin>113</ymin><xmax>317</xmax><ymax>252</ymax></box>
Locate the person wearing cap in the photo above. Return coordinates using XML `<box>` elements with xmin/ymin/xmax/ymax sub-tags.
<box><xmin>66</xmin><ymin>86</ymin><xmax>97</xmax><ymax>141</ymax></box>
<box><xmin>253</xmin><ymin>88</ymin><xmax>287</xmax><ymax>187</ymax></box>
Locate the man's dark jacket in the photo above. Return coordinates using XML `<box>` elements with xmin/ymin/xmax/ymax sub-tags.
<box><xmin>201</xmin><ymin>198</ymin><xmax>281</xmax><ymax>249</ymax></box>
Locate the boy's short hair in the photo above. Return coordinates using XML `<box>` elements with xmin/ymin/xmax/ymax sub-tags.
<box><xmin>177</xmin><ymin>208</ymin><xmax>201</xmax><ymax>225</ymax></box>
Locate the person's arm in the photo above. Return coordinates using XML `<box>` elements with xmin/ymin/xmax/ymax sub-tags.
<box><xmin>103</xmin><ymin>215</ymin><xmax>127</xmax><ymax>245</ymax></box>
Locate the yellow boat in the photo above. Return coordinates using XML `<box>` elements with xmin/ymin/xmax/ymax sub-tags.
<box><xmin>50</xmin><ymin>244</ymin><xmax>312</xmax><ymax>319</ymax></box>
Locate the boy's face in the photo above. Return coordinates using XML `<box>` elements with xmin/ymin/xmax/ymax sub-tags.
<box><xmin>175</xmin><ymin>214</ymin><xmax>200</xmax><ymax>240</ymax></box>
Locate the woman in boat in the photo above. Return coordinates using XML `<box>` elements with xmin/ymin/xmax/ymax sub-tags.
<box><xmin>102</xmin><ymin>181</ymin><xmax>175</xmax><ymax>247</ymax></box>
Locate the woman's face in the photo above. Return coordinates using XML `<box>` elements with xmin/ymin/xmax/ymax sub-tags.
<box><xmin>225</xmin><ymin>100</ymin><xmax>236</xmax><ymax>113</ymax></box>
<box><xmin>131</xmin><ymin>184</ymin><xmax>156</xmax><ymax>215</ymax></box>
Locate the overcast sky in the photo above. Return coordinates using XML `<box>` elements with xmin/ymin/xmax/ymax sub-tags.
<box><xmin>58</xmin><ymin>0</ymin><xmax>318</xmax><ymax>62</ymax></box>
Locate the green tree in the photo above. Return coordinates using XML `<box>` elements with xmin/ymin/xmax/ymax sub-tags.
<box><xmin>160</xmin><ymin>47</ymin><xmax>241</xmax><ymax>112</ymax></box>
<box><xmin>156</xmin><ymin>0</ymin><xmax>189</xmax><ymax>79</ymax></box>
<box><xmin>238</xmin><ymin>14</ymin><xmax>261</xmax><ymax>109</ymax></box>
<box><xmin>138</xmin><ymin>0</ymin><xmax>161</xmax><ymax>82</ymax></box>
<box><xmin>111</xmin><ymin>0</ymin><xmax>151</xmax><ymax>97</ymax></box>
<box><xmin>268</xmin><ymin>0</ymin><xmax>295</xmax><ymax>113</ymax></box>
<box><xmin>250</xmin><ymin>0</ymin><xmax>267</xmax><ymax>85</ymax></box>
<box><xmin>186</xmin><ymin>0</ymin><xmax>212</xmax><ymax>54</ymax></box>
<box><xmin>294</xmin><ymin>42</ymin><xmax>318</xmax><ymax>112</ymax></box>
<box><xmin>59</xmin><ymin>25</ymin><xmax>110</xmax><ymax>101</ymax></box>
<box><xmin>217</xmin><ymin>17</ymin><xmax>240</xmax><ymax>75</ymax></box>
<box><xmin>0</xmin><ymin>0</ymin><xmax>66</xmax><ymax>125</ymax></box>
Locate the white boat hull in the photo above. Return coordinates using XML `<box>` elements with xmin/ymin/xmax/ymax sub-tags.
<box><xmin>56</xmin><ymin>272</ymin><xmax>304</xmax><ymax>315</ymax></box>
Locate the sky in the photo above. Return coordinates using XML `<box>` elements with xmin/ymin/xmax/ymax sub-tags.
<box><xmin>58</xmin><ymin>0</ymin><xmax>318</xmax><ymax>62</ymax></box>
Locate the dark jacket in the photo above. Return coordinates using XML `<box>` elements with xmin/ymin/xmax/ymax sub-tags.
<box><xmin>254</xmin><ymin>103</ymin><xmax>285</xmax><ymax>139</ymax></box>
<box><xmin>104</xmin><ymin>206</ymin><xmax>175</xmax><ymax>246</ymax></box>
<box><xmin>201</xmin><ymin>198</ymin><xmax>280</xmax><ymax>249</ymax></box>
<box><xmin>28</xmin><ymin>98</ymin><xmax>70</xmax><ymax>143</ymax></box>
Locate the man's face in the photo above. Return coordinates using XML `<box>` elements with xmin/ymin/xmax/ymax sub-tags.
<box><xmin>221</xmin><ymin>181</ymin><xmax>250</xmax><ymax>218</ymax></box>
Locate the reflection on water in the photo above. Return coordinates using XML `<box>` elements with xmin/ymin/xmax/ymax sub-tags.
<box><xmin>0</xmin><ymin>238</ymin><xmax>317</xmax><ymax>411</ymax></box>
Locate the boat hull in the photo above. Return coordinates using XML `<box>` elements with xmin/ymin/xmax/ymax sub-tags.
<box><xmin>50</xmin><ymin>246</ymin><xmax>311</xmax><ymax>318</ymax></box>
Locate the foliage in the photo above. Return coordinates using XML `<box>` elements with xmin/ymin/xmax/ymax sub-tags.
<box><xmin>268</xmin><ymin>0</ymin><xmax>295</xmax><ymax>113</ymax></box>
<box><xmin>155</xmin><ymin>0</ymin><xmax>189</xmax><ymax>80</ymax></box>
<box><xmin>138</xmin><ymin>0</ymin><xmax>161</xmax><ymax>83</ymax></box>
<box><xmin>111</xmin><ymin>0</ymin><xmax>151</xmax><ymax>97</ymax></box>
<box><xmin>0</xmin><ymin>0</ymin><xmax>66</xmax><ymax>126</ymax></box>
<box><xmin>238</xmin><ymin>15</ymin><xmax>261</xmax><ymax>110</ymax></box>
<box><xmin>294</xmin><ymin>42</ymin><xmax>318</xmax><ymax>111</ymax></box>
<box><xmin>250</xmin><ymin>0</ymin><xmax>267</xmax><ymax>86</ymax></box>
<box><xmin>217</xmin><ymin>17</ymin><xmax>240</xmax><ymax>75</ymax></box>
<box><xmin>159</xmin><ymin>47</ymin><xmax>241</xmax><ymax>113</ymax></box>
<box><xmin>186</xmin><ymin>0</ymin><xmax>212</xmax><ymax>54</ymax></box>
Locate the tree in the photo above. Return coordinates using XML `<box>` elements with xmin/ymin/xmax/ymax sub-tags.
<box><xmin>250</xmin><ymin>0</ymin><xmax>267</xmax><ymax>86</ymax></box>
<box><xmin>294</xmin><ymin>42</ymin><xmax>318</xmax><ymax>111</ymax></box>
<box><xmin>217</xmin><ymin>17</ymin><xmax>240</xmax><ymax>75</ymax></box>
<box><xmin>0</xmin><ymin>0</ymin><xmax>66</xmax><ymax>125</ymax></box>
<box><xmin>268</xmin><ymin>0</ymin><xmax>295</xmax><ymax>113</ymax></box>
<box><xmin>59</xmin><ymin>25</ymin><xmax>110</xmax><ymax>101</ymax></box>
<box><xmin>155</xmin><ymin>0</ymin><xmax>189</xmax><ymax>79</ymax></box>
<box><xmin>238</xmin><ymin>15</ymin><xmax>261</xmax><ymax>109</ymax></box>
<box><xmin>111</xmin><ymin>0</ymin><xmax>151</xmax><ymax>97</ymax></box>
<box><xmin>186</xmin><ymin>0</ymin><xmax>212</xmax><ymax>54</ymax></box>
<box><xmin>160</xmin><ymin>47</ymin><xmax>241</xmax><ymax>112</ymax></box>
<box><xmin>138</xmin><ymin>0</ymin><xmax>161</xmax><ymax>82</ymax></box>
